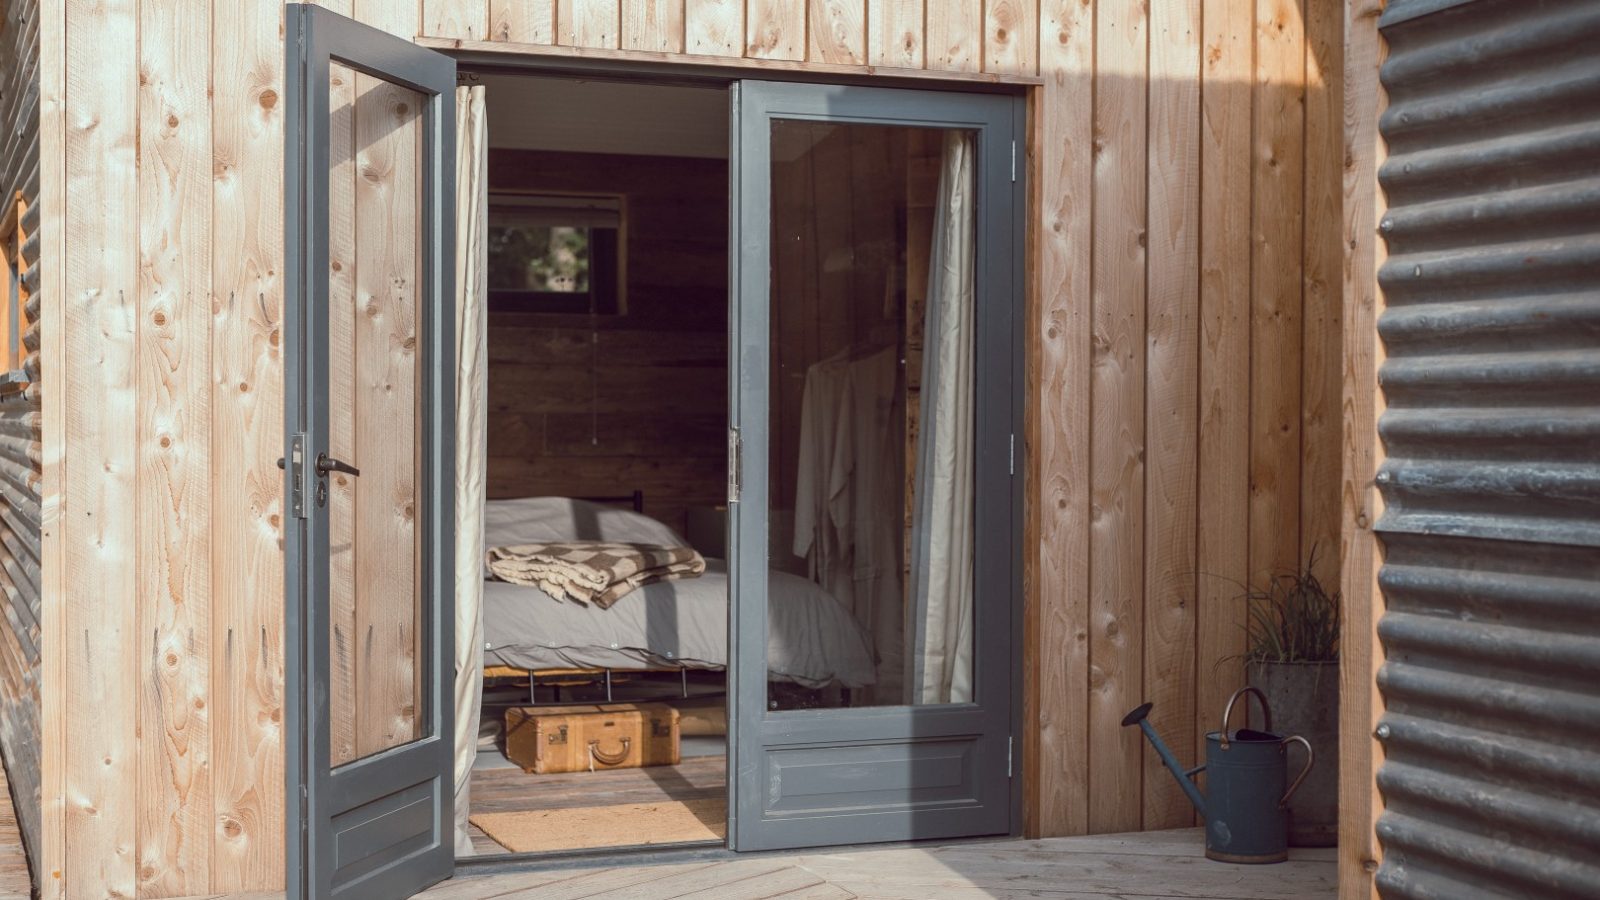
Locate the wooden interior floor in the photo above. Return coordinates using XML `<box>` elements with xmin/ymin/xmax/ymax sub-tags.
<box><xmin>0</xmin><ymin>757</ymin><xmax>31</xmax><ymax>898</ymax></box>
<box><xmin>427</xmin><ymin>829</ymin><xmax>1338</xmax><ymax>900</ymax></box>
<box><xmin>467</xmin><ymin>753</ymin><xmax>727</xmax><ymax>856</ymax></box>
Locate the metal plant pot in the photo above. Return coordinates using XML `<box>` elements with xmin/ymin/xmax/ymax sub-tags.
<box><xmin>1248</xmin><ymin>660</ymin><xmax>1339</xmax><ymax>847</ymax></box>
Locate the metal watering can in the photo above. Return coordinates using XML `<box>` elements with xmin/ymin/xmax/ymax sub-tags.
<box><xmin>1123</xmin><ymin>686</ymin><xmax>1314</xmax><ymax>864</ymax></box>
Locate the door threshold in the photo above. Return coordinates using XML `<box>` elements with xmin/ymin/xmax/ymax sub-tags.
<box><xmin>456</xmin><ymin>839</ymin><xmax>729</xmax><ymax>875</ymax></box>
<box><xmin>454</xmin><ymin>832</ymin><xmax>1016</xmax><ymax>877</ymax></box>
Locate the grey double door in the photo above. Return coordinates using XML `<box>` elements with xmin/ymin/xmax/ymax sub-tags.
<box><xmin>283</xmin><ymin>8</ymin><xmax>1021</xmax><ymax>891</ymax></box>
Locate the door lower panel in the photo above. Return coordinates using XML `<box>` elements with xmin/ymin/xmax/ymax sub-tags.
<box><xmin>332</xmin><ymin>779</ymin><xmax>441</xmax><ymax>888</ymax></box>
<box><xmin>764</xmin><ymin>737</ymin><xmax>981</xmax><ymax>814</ymax></box>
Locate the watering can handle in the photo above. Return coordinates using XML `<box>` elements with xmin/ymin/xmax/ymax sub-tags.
<box><xmin>1218</xmin><ymin>686</ymin><xmax>1272</xmax><ymax>750</ymax></box>
<box><xmin>1280</xmin><ymin>735</ymin><xmax>1314</xmax><ymax>807</ymax></box>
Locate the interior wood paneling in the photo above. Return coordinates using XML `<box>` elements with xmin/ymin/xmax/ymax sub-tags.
<box><xmin>40</xmin><ymin>2</ymin><xmax>1349</xmax><ymax>895</ymax></box>
<box><xmin>484</xmin><ymin>149</ymin><xmax>728</xmax><ymax>538</ymax></box>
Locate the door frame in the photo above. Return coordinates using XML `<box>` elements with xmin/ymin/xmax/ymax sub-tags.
<box><xmin>390</xmin><ymin>51</ymin><xmax>1031</xmax><ymax>875</ymax></box>
<box><xmin>284</xmin><ymin>4</ymin><xmax>458</xmax><ymax>897</ymax></box>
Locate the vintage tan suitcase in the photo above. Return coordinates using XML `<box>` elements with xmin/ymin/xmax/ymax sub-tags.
<box><xmin>505</xmin><ymin>702</ymin><xmax>680</xmax><ymax>774</ymax></box>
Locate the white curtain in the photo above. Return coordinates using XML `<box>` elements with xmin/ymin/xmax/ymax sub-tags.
<box><xmin>452</xmin><ymin>83</ymin><xmax>488</xmax><ymax>856</ymax></box>
<box><xmin>907</xmin><ymin>132</ymin><xmax>976</xmax><ymax>705</ymax></box>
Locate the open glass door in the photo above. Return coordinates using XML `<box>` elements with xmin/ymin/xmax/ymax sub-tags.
<box><xmin>728</xmin><ymin>81</ymin><xmax>1023</xmax><ymax>851</ymax></box>
<box><xmin>284</xmin><ymin>5</ymin><xmax>457</xmax><ymax>897</ymax></box>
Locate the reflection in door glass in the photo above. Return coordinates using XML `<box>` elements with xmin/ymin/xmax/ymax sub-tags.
<box><xmin>327</xmin><ymin>62</ymin><xmax>428</xmax><ymax>765</ymax></box>
<box><xmin>768</xmin><ymin>120</ymin><xmax>976</xmax><ymax>710</ymax></box>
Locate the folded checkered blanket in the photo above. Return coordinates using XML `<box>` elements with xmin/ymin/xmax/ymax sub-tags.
<box><xmin>486</xmin><ymin>541</ymin><xmax>707</xmax><ymax>608</ymax></box>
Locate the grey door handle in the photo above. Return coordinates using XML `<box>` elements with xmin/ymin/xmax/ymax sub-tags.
<box><xmin>316</xmin><ymin>453</ymin><xmax>360</xmax><ymax>478</ymax></box>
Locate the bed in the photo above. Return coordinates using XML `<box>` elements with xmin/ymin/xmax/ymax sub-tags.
<box><xmin>480</xmin><ymin>496</ymin><xmax>877</xmax><ymax>689</ymax></box>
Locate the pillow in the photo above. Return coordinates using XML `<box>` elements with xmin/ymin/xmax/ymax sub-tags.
<box><xmin>484</xmin><ymin>496</ymin><xmax>685</xmax><ymax>549</ymax></box>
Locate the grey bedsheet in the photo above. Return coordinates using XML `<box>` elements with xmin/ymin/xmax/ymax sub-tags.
<box><xmin>482</xmin><ymin>558</ymin><xmax>878</xmax><ymax>688</ymax></box>
<box><xmin>481</xmin><ymin>496</ymin><xmax>875</xmax><ymax>687</ymax></box>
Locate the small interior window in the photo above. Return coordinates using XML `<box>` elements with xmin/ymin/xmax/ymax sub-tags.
<box><xmin>487</xmin><ymin>192</ymin><xmax>624</xmax><ymax>314</ymax></box>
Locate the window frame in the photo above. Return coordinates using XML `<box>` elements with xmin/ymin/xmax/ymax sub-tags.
<box><xmin>484</xmin><ymin>188</ymin><xmax>629</xmax><ymax>316</ymax></box>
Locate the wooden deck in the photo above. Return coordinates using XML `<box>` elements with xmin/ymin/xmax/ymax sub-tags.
<box><xmin>428</xmin><ymin>830</ymin><xmax>1337</xmax><ymax>899</ymax></box>
<box><xmin>175</xmin><ymin>829</ymin><xmax>1335</xmax><ymax>899</ymax></box>
<box><xmin>0</xmin><ymin>760</ymin><xmax>31</xmax><ymax>899</ymax></box>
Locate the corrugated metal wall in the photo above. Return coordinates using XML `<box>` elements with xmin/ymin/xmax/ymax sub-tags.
<box><xmin>1373</xmin><ymin>0</ymin><xmax>1600</xmax><ymax>897</ymax></box>
<box><xmin>0</xmin><ymin>0</ymin><xmax>39</xmax><ymax>885</ymax></box>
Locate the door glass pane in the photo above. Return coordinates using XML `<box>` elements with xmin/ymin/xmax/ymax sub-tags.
<box><xmin>768</xmin><ymin>120</ymin><xmax>976</xmax><ymax>709</ymax></box>
<box><xmin>328</xmin><ymin>62</ymin><xmax>427</xmax><ymax>764</ymax></box>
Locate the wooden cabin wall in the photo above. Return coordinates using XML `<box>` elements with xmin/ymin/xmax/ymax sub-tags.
<box><xmin>36</xmin><ymin>0</ymin><xmax>1344</xmax><ymax>897</ymax></box>
<box><xmin>484</xmin><ymin>148</ymin><xmax>728</xmax><ymax>538</ymax></box>
<box><xmin>0</xmin><ymin>0</ymin><xmax>42</xmax><ymax>888</ymax></box>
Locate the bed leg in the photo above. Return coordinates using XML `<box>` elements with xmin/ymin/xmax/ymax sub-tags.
<box><xmin>681</xmin><ymin>668</ymin><xmax>688</xmax><ymax>698</ymax></box>
<box><xmin>605</xmin><ymin>668</ymin><xmax>613</xmax><ymax>702</ymax></box>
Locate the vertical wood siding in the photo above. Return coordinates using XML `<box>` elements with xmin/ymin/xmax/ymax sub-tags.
<box><xmin>38</xmin><ymin>0</ymin><xmax>1345</xmax><ymax>895</ymax></box>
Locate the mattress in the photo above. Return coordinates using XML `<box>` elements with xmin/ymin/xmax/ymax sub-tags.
<box><xmin>481</xmin><ymin>497</ymin><xmax>877</xmax><ymax>689</ymax></box>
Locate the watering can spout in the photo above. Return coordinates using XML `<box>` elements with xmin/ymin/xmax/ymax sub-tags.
<box><xmin>1122</xmin><ymin>702</ymin><xmax>1207</xmax><ymax>819</ymax></box>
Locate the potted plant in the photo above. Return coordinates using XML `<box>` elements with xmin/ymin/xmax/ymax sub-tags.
<box><xmin>1240</xmin><ymin>548</ymin><xmax>1340</xmax><ymax>848</ymax></box>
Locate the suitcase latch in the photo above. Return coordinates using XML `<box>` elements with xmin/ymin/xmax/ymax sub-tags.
<box><xmin>548</xmin><ymin>724</ymin><xmax>568</xmax><ymax>745</ymax></box>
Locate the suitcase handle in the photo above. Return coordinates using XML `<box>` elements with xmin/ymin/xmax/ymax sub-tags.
<box><xmin>588</xmin><ymin>737</ymin><xmax>632</xmax><ymax>768</ymax></box>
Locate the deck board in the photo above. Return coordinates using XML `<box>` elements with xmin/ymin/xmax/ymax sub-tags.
<box><xmin>433</xmin><ymin>829</ymin><xmax>1336</xmax><ymax>899</ymax></box>
<box><xmin>162</xmin><ymin>828</ymin><xmax>1335</xmax><ymax>899</ymax></box>
<box><xmin>0</xmin><ymin>762</ymin><xmax>32</xmax><ymax>898</ymax></box>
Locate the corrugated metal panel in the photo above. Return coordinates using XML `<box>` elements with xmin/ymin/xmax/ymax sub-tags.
<box><xmin>0</xmin><ymin>0</ymin><xmax>40</xmax><ymax>887</ymax></box>
<box><xmin>1373</xmin><ymin>1</ymin><xmax>1600</xmax><ymax>897</ymax></box>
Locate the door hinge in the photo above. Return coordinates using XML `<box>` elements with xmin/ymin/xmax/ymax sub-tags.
<box><xmin>1008</xmin><ymin>433</ymin><xmax>1015</xmax><ymax>476</ymax></box>
<box><xmin>1010</xmin><ymin>141</ymin><xmax>1017</xmax><ymax>182</ymax></box>
<box><xmin>727</xmin><ymin>426</ymin><xmax>742</xmax><ymax>504</ymax></box>
<box><xmin>1007</xmin><ymin>736</ymin><xmax>1014</xmax><ymax>778</ymax></box>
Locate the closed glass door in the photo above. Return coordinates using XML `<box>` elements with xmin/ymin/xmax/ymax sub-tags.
<box><xmin>728</xmin><ymin>81</ymin><xmax>1023</xmax><ymax>851</ymax></box>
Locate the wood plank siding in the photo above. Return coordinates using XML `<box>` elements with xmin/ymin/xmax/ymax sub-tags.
<box><xmin>37</xmin><ymin>0</ymin><xmax>1346</xmax><ymax>896</ymax></box>
<box><xmin>0</xmin><ymin>0</ymin><xmax>44</xmax><ymax>893</ymax></box>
